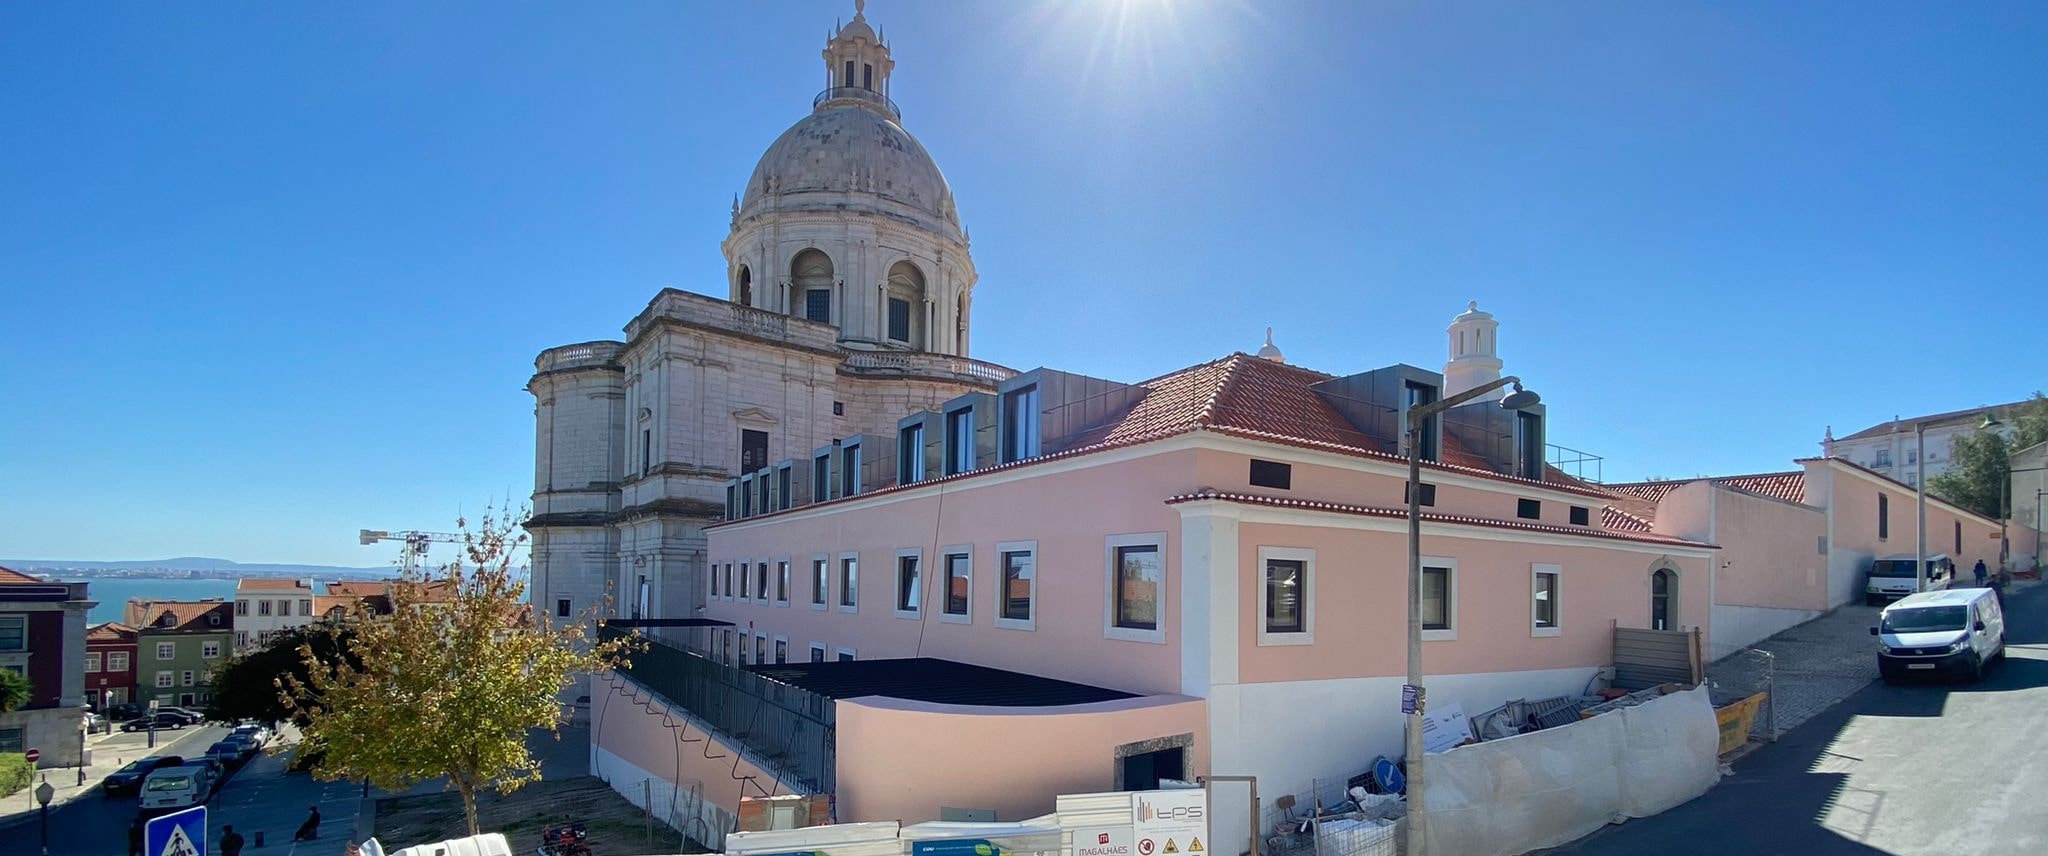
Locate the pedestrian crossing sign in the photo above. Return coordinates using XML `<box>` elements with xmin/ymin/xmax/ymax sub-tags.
<box><xmin>147</xmin><ymin>806</ymin><xmax>207</xmax><ymax>856</ymax></box>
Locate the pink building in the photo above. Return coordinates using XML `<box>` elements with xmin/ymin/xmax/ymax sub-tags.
<box><xmin>599</xmin><ymin>322</ymin><xmax>1719</xmax><ymax>836</ymax></box>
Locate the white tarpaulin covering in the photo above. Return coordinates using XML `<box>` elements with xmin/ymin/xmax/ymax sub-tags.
<box><xmin>1420</xmin><ymin>684</ymin><xmax>1721</xmax><ymax>856</ymax></box>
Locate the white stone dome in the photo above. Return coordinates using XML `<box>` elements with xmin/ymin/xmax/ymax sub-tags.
<box><xmin>740</xmin><ymin>104</ymin><xmax>959</xmax><ymax>231</ymax></box>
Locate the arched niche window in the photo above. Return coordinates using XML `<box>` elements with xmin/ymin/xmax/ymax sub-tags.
<box><xmin>885</xmin><ymin>260</ymin><xmax>927</xmax><ymax>347</ymax></box>
<box><xmin>792</xmin><ymin>249</ymin><xmax>834</xmax><ymax>323</ymax></box>
<box><xmin>1650</xmin><ymin>565</ymin><xmax>1678</xmax><ymax>631</ymax></box>
<box><xmin>735</xmin><ymin>265</ymin><xmax>753</xmax><ymax>307</ymax></box>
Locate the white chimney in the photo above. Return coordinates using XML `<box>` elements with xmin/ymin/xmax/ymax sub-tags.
<box><xmin>1443</xmin><ymin>301</ymin><xmax>1502</xmax><ymax>397</ymax></box>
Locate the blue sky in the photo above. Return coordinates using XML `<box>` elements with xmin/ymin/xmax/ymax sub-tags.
<box><xmin>3</xmin><ymin>1</ymin><xmax>2044</xmax><ymax>567</ymax></box>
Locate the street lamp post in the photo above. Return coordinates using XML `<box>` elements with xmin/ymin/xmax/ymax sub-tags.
<box><xmin>35</xmin><ymin>776</ymin><xmax>54</xmax><ymax>856</ymax></box>
<box><xmin>1916</xmin><ymin>422</ymin><xmax>1927</xmax><ymax>594</ymax></box>
<box><xmin>1400</xmin><ymin>375</ymin><xmax>1540</xmax><ymax>856</ymax></box>
<box><xmin>76</xmin><ymin>715</ymin><xmax>87</xmax><ymax>786</ymax></box>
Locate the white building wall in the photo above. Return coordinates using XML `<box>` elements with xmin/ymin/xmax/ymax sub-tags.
<box><xmin>1709</xmin><ymin>604</ymin><xmax>1825</xmax><ymax>655</ymax></box>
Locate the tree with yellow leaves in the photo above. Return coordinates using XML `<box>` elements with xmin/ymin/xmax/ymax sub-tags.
<box><xmin>283</xmin><ymin>508</ymin><xmax>636</xmax><ymax>835</ymax></box>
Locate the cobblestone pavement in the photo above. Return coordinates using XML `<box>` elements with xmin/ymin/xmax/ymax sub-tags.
<box><xmin>1707</xmin><ymin>580</ymin><xmax>2039</xmax><ymax>739</ymax></box>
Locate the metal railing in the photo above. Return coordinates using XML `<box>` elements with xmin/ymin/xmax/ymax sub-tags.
<box><xmin>1547</xmin><ymin>443</ymin><xmax>1606</xmax><ymax>484</ymax></box>
<box><xmin>602</xmin><ymin>627</ymin><xmax>837</xmax><ymax>795</ymax></box>
<box><xmin>813</xmin><ymin>86</ymin><xmax>901</xmax><ymax>120</ymax></box>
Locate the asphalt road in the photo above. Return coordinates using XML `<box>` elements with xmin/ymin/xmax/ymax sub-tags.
<box><xmin>24</xmin><ymin>726</ymin><xmax>361</xmax><ymax>856</ymax></box>
<box><xmin>1551</xmin><ymin>581</ymin><xmax>2048</xmax><ymax>856</ymax></box>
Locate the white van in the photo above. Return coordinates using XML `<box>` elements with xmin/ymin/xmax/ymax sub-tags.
<box><xmin>1864</xmin><ymin>554</ymin><xmax>1955</xmax><ymax>605</ymax></box>
<box><xmin>138</xmin><ymin>764</ymin><xmax>210</xmax><ymax>814</ymax></box>
<box><xmin>1871</xmin><ymin>587</ymin><xmax>2005</xmax><ymax>682</ymax></box>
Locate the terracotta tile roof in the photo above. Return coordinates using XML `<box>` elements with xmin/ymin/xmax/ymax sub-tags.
<box><xmin>127</xmin><ymin>599</ymin><xmax>233</xmax><ymax>633</ymax></box>
<box><xmin>236</xmin><ymin>578</ymin><xmax>310</xmax><ymax>592</ymax></box>
<box><xmin>325</xmin><ymin>580</ymin><xmax>389</xmax><ymax>598</ymax></box>
<box><xmin>87</xmin><ymin>622</ymin><xmax>138</xmax><ymax>643</ymax></box>
<box><xmin>1603</xmin><ymin>506</ymin><xmax>1654</xmax><ymax>532</ymax></box>
<box><xmin>1717</xmin><ymin>472</ymin><xmax>1807</xmax><ymax>504</ymax></box>
<box><xmin>1604</xmin><ymin>470</ymin><xmax>1810</xmax><ymax>522</ymax></box>
<box><xmin>1166</xmin><ymin>490</ymin><xmax>1716</xmax><ymax>549</ymax></box>
<box><xmin>0</xmin><ymin>566</ymin><xmax>42</xmax><ymax>584</ymax></box>
<box><xmin>1838</xmin><ymin>400</ymin><xmax>2032</xmax><ymax>441</ymax></box>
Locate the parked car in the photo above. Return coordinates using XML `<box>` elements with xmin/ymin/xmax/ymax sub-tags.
<box><xmin>138</xmin><ymin>764</ymin><xmax>212</xmax><ymax>815</ymax></box>
<box><xmin>1864</xmin><ymin>554</ymin><xmax>1955</xmax><ymax>605</ymax></box>
<box><xmin>204</xmin><ymin>740</ymin><xmax>247</xmax><ymax>768</ymax></box>
<box><xmin>101</xmin><ymin>755</ymin><xmax>186</xmax><ymax>797</ymax></box>
<box><xmin>183</xmin><ymin>757</ymin><xmax>227</xmax><ymax>794</ymax></box>
<box><xmin>122</xmin><ymin>713</ymin><xmax>191</xmax><ymax>733</ymax></box>
<box><xmin>105</xmin><ymin>702</ymin><xmax>144</xmax><ymax>721</ymax></box>
<box><xmin>1873</xmin><ymin>587</ymin><xmax>2007</xmax><ymax>682</ymax></box>
<box><xmin>230</xmin><ymin>723</ymin><xmax>272</xmax><ymax>747</ymax></box>
<box><xmin>153</xmin><ymin>706</ymin><xmax>206</xmax><ymax>724</ymax></box>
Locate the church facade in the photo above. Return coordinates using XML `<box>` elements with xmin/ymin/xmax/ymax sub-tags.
<box><xmin>525</xmin><ymin>7</ymin><xmax>1013</xmax><ymax>625</ymax></box>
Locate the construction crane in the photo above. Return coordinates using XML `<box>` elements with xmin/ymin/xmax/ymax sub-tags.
<box><xmin>358</xmin><ymin>528</ymin><xmax>466</xmax><ymax>575</ymax></box>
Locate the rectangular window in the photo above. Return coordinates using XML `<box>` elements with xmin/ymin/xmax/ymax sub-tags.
<box><xmin>299</xmin><ymin>599</ymin><xmax>312</xmax><ymax>615</ymax></box>
<box><xmin>778</xmin><ymin>465</ymin><xmax>793</xmax><ymax>510</ymax></box>
<box><xmin>887</xmin><ymin>297</ymin><xmax>912</xmax><ymax>342</ymax></box>
<box><xmin>943</xmin><ymin>551</ymin><xmax>971</xmax><ymax>620</ymax></box>
<box><xmin>837</xmin><ymin>648</ymin><xmax>855</xmax><ymax>662</ymax></box>
<box><xmin>156</xmin><ymin>672</ymin><xmax>173</xmax><ymax>688</ymax></box>
<box><xmin>181</xmin><ymin>670</ymin><xmax>195</xmax><ymax>687</ymax></box>
<box><xmin>741</xmin><ymin>477</ymin><xmax>754</xmax><ymax>517</ymax></box>
<box><xmin>775</xmin><ymin>638</ymin><xmax>788</xmax><ymax>664</ymax></box>
<box><xmin>739</xmin><ymin>560</ymin><xmax>752</xmax><ymax>599</ymax></box>
<box><xmin>1955</xmin><ymin>521</ymin><xmax>1963</xmax><ymax>555</ymax></box>
<box><xmin>642</xmin><ymin>428</ymin><xmax>653</xmax><ymax>476</ymax></box>
<box><xmin>1517</xmin><ymin>411</ymin><xmax>1544</xmax><ymax>480</ymax></box>
<box><xmin>896</xmin><ymin>552</ymin><xmax>922</xmax><ymax>615</ymax></box>
<box><xmin>234</xmin><ymin>600</ymin><xmax>248</xmax><ymax>616</ymax></box>
<box><xmin>556</xmin><ymin>598</ymin><xmax>572</xmax><ymax>618</ymax></box>
<box><xmin>1423</xmin><ymin>565</ymin><xmax>1455</xmax><ymax>635</ymax></box>
<box><xmin>1249</xmin><ymin>459</ymin><xmax>1292</xmax><ymax>490</ymax></box>
<box><xmin>0</xmin><ymin>617</ymin><xmax>24</xmax><ymax>651</ymax></box>
<box><xmin>997</xmin><ymin>544</ymin><xmax>1036</xmax><ymax>627</ymax></box>
<box><xmin>839</xmin><ymin>555</ymin><xmax>859</xmax><ymax>609</ymax></box>
<box><xmin>777</xmin><ymin>561</ymin><xmax>791</xmax><ymax>603</ymax></box>
<box><xmin>813</xmin><ymin>451</ymin><xmax>831</xmax><ymax>500</ymax></box>
<box><xmin>258</xmin><ymin>600</ymin><xmax>273</xmax><ymax>616</ymax></box>
<box><xmin>1001</xmin><ymin>385</ymin><xmax>1040</xmax><ymax>462</ymax></box>
<box><xmin>1404</xmin><ymin>482</ymin><xmax>1437</xmax><ymax>507</ymax></box>
<box><xmin>86</xmin><ymin>652</ymin><xmax>102</xmax><ymax>673</ymax></box>
<box><xmin>739</xmin><ymin>633</ymin><xmax>749</xmax><ymax>665</ymax></box>
<box><xmin>1406</xmin><ymin>380</ymin><xmax>1440</xmax><ymax>462</ymax></box>
<box><xmin>721</xmin><ymin>631</ymin><xmax>732</xmax><ymax>664</ymax></box>
<box><xmin>725</xmin><ymin>563</ymin><xmax>736</xmax><ymax>599</ymax></box>
<box><xmin>1569</xmin><ymin>506</ymin><xmax>1590</xmax><ymax>526</ymax></box>
<box><xmin>1878</xmin><ymin>493</ymin><xmax>1890</xmax><ymax>540</ymax></box>
<box><xmin>810</xmin><ymin>643</ymin><xmax>827</xmax><ymax>663</ymax></box>
<box><xmin>710</xmin><ymin>561</ymin><xmax>722</xmax><ymax>597</ymax></box>
<box><xmin>236</xmin><ymin>631</ymin><xmax>249</xmax><ymax>648</ymax></box>
<box><xmin>1265</xmin><ymin>559</ymin><xmax>1305</xmax><ymax>634</ymax></box>
<box><xmin>1113</xmin><ymin>543</ymin><xmax>1163</xmax><ymax>632</ymax></box>
<box><xmin>812</xmin><ymin>558</ymin><xmax>829</xmax><ymax>606</ymax></box>
<box><xmin>863</xmin><ymin>63</ymin><xmax>874</xmax><ymax>89</ymax></box>
<box><xmin>1532</xmin><ymin>564</ymin><xmax>1561</xmax><ymax>636</ymax></box>
<box><xmin>946</xmin><ymin>408</ymin><xmax>975</xmax><ymax>474</ymax></box>
<box><xmin>157</xmin><ymin>642</ymin><xmax>175</xmax><ymax>660</ymax></box>
<box><xmin>109</xmin><ymin>652</ymin><xmax>129</xmax><ymax>672</ymax></box>
<box><xmin>757</xmin><ymin>562</ymin><xmax>770</xmax><ymax>602</ymax></box>
<box><xmin>1876</xmin><ymin>449</ymin><xmax>1892</xmax><ymax>467</ymax></box>
<box><xmin>202</xmin><ymin>641</ymin><xmax>220</xmax><ymax>659</ymax></box>
<box><xmin>900</xmin><ymin>424</ymin><xmax>925</xmax><ymax>484</ymax></box>
<box><xmin>725</xmin><ymin>483</ymin><xmax>738</xmax><ymax>519</ymax></box>
<box><xmin>755</xmin><ymin>636</ymin><xmax>767</xmax><ymax>666</ymax></box>
<box><xmin>1517</xmin><ymin>498</ymin><xmax>1541</xmax><ymax>520</ymax></box>
<box><xmin>842</xmin><ymin>442</ymin><xmax>862</xmax><ymax>497</ymax></box>
<box><xmin>805</xmin><ymin>288</ymin><xmax>831</xmax><ymax>323</ymax></box>
<box><xmin>741</xmin><ymin>429</ymin><xmax>769</xmax><ymax>474</ymax></box>
<box><xmin>842</xmin><ymin>59</ymin><xmax>855</xmax><ymax>87</ymax></box>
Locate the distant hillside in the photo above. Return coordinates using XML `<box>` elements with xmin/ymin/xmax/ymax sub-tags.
<box><xmin>1</xmin><ymin>557</ymin><xmax>396</xmax><ymax>577</ymax></box>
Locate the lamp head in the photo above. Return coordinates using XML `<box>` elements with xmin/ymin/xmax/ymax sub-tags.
<box><xmin>1981</xmin><ymin>413</ymin><xmax>2003</xmax><ymax>430</ymax></box>
<box><xmin>1499</xmin><ymin>382</ymin><xmax>1541</xmax><ymax>410</ymax></box>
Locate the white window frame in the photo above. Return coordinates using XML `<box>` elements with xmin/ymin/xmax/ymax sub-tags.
<box><xmin>811</xmin><ymin>554</ymin><xmax>831</xmax><ymax>611</ymax></box>
<box><xmin>939</xmin><ymin>545</ymin><xmax>974</xmax><ymax>625</ymax></box>
<box><xmin>810</xmin><ymin>643</ymin><xmax>828</xmax><ymax>662</ymax></box>
<box><xmin>994</xmin><ymin>540</ymin><xmax>1038</xmax><ymax>631</ymax></box>
<box><xmin>838</xmin><ymin>552</ymin><xmax>860</xmax><ymax>613</ymax></box>
<box><xmin>180</xmin><ymin>670</ymin><xmax>195</xmax><ymax>687</ymax></box>
<box><xmin>1104</xmin><ymin>532</ymin><xmax>1168</xmax><ymax>644</ymax></box>
<box><xmin>155</xmin><ymin>671</ymin><xmax>173</xmax><ymax>688</ymax></box>
<box><xmin>258</xmin><ymin>600</ymin><xmax>273</xmax><ymax>616</ymax></box>
<box><xmin>757</xmin><ymin>560</ymin><xmax>772</xmax><ymax>605</ymax></box>
<box><xmin>109</xmin><ymin>652</ymin><xmax>129</xmax><ymax>672</ymax></box>
<box><xmin>1421</xmin><ymin>556</ymin><xmax>1459</xmax><ymax>642</ymax></box>
<box><xmin>202</xmin><ymin>641</ymin><xmax>221</xmax><ymax>659</ymax></box>
<box><xmin>772</xmin><ymin>634</ymin><xmax>789</xmax><ymax>664</ymax></box>
<box><xmin>709</xmin><ymin>560</ymin><xmax>721</xmax><ymax>599</ymax></box>
<box><xmin>836</xmin><ymin>646</ymin><xmax>857</xmax><ymax>662</ymax></box>
<box><xmin>738</xmin><ymin>630</ymin><xmax>751</xmax><ymax>665</ymax></box>
<box><xmin>776</xmin><ymin>558</ymin><xmax>792</xmax><ymax>606</ymax></box>
<box><xmin>894</xmin><ymin>548</ymin><xmax>924</xmax><ymax>619</ymax></box>
<box><xmin>1531</xmin><ymin>563</ymin><xmax>1562</xmax><ymax>638</ymax></box>
<box><xmin>1256</xmin><ymin>546</ymin><xmax>1316</xmax><ymax>646</ymax></box>
<box><xmin>85</xmin><ymin>652</ymin><xmax>102</xmax><ymax>673</ymax></box>
<box><xmin>156</xmin><ymin>642</ymin><xmax>176</xmax><ymax>660</ymax></box>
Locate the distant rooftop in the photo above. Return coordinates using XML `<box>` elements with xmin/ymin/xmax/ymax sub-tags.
<box><xmin>746</xmin><ymin>657</ymin><xmax>1138</xmax><ymax>707</ymax></box>
<box><xmin>1838</xmin><ymin>400</ymin><xmax>2032</xmax><ymax>442</ymax></box>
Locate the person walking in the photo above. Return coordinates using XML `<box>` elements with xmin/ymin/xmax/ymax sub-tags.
<box><xmin>294</xmin><ymin>806</ymin><xmax>322</xmax><ymax>842</ymax></box>
<box><xmin>1975</xmin><ymin>559</ymin><xmax>1989</xmax><ymax>588</ymax></box>
<box><xmin>220</xmin><ymin>826</ymin><xmax>245</xmax><ymax>856</ymax></box>
<box><xmin>129</xmin><ymin>817</ymin><xmax>145</xmax><ymax>856</ymax></box>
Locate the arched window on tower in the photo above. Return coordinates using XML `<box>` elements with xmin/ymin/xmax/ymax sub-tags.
<box><xmin>885</xmin><ymin>260</ymin><xmax>926</xmax><ymax>347</ymax></box>
<box><xmin>792</xmin><ymin>249</ymin><xmax>834</xmax><ymax>324</ymax></box>
<box><xmin>736</xmin><ymin>265</ymin><xmax>753</xmax><ymax>307</ymax></box>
